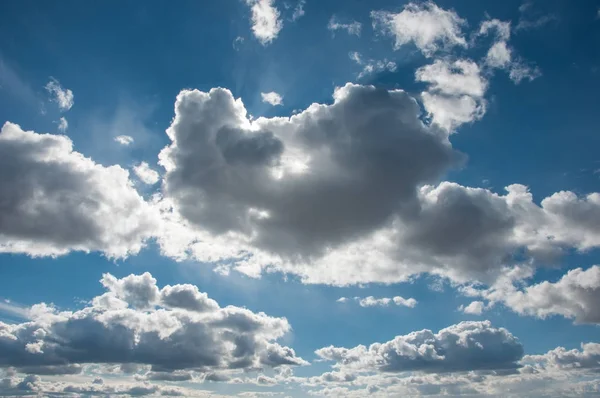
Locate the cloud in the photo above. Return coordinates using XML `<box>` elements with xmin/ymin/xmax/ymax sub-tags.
<box><xmin>233</xmin><ymin>36</ymin><xmax>245</xmax><ymax>51</ymax></box>
<box><xmin>315</xmin><ymin>321</ymin><xmax>524</xmax><ymax>373</ymax></box>
<box><xmin>337</xmin><ymin>296</ymin><xmax>417</xmax><ymax>308</ymax></box>
<box><xmin>0</xmin><ymin>272</ymin><xmax>307</xmax><ymax>374</ymax></box>
<box><xmin>468</xmin><ymin>266</ymin><xmax>600</xmax><ymax>324</ymax></box>
<box><xmin>525</xmin><ymin>342</ymin><xmax>600</xmax><ymax>372</ymax></box>
<box><xmin>245</xmin><ymin>0</ymin><xmax>283</xmax><ymax>45</ymax></box>
<box><xmin>371</xmin><ymin>2</ymin><xmax>467</xmax><ymax>57</ymax></box>
<box><xmin>114</xmin><ymin>134</ymin><xmax>134</xmax><ymax>145</ymax></box>
<box><xmin>153</xmin><ymin>84</ymin><xmax>600</xmax><ymax>286</ymax></box>
<box><xmin>0</xmin><ymin>122</ymin><xmax>158</xmax><ymax>258</ymax></box>
<box><xmin>56</xmin><ymin>117</ymin><xmax>68</xmax><ymax>133</ymax></box>
<box><xmin>0</xmin><ymin>373</ymin><xmax>212</xmax><ymax>397</ymax></box>
<box><xmin>261</xmin><ymin>91</ymin><xmax>283</xmax><ymax>106</ymax></box>
<box><xmin>516</xmin><ymin>1</ymin><xmax>558</xmax><ymax>32</ymax></box>
<box><xmin>157</xmin><ymin>83</ymin><xmax>460</xmax><ymax>277</ymax></box>
<box><xmin>459</xmin><ymin>301</ymin><xmax>485</xmax><ymax>315</ymax></box>
<box><xmin>133</xmin><ymin>161</ymin><xmax>160</xmax><ymax>185</ymax></box>
<box><xmin>327</xmin><ymin>16</ymin><xmax>362</xmax><ymax>36</ymax></box>
<box><xmin>291</xmin><ymin>0</ymin><xmax>305</xmax><ymax>21</ymax></box>
<box><xmin>349</xmin><ymin>51</ymin><xmax>397</xmax><ymax>79</ymax></box>
<box><xmin>509</xmin><ymin>63</ymin><xmax>542</xmax><ymax>84</ymax></box>
<box><xmin>44</xmin><ymin>78</ymin><xmax>74</xmax><ymax>112</ymax></box>
<box><xmin>477</xmin><ymin>18</ymin><xmax>542</xmax><ymax>84</ymax></box>
<box><xmin>416</xmin><ymin>59</ymin><xmax>487</xmax><ymax>132</ymax></box>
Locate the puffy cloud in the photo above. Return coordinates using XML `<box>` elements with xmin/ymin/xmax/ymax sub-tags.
<box><xmin>0</xmin><ymin>273</ymin><xmax>307</xmax><ymax>374</ymax></box>
<box><xmin>133</xmin><ymin>161</ymin><xmax>160</xmax><ymax>185</ymax></box>
<box><xmin>158</xmin><ymin>83</ymin><xmax>458</xmax><ymax>263</ymax></box>
<box><xmin>459</xmin><ymin>301</ymin><xmax>485</xmax><ymax>315</ymax></box>
<box><xmin>153</xmin><ymin>83</ymin><xmax>600</xmax><ymax>286</ymax></box>
<box><xmin>337</xmin><ymin>296</ymin><xmax>417</xmax><ymax>308</ymax></box>
<box><xmin>245</xmin><ymin>0</ymin><xmax>282</xmax><ymax>45</ymax></box>
<box><xmin>44</xmin><ymin>77</ymin><xmax>74</xmax><ymax>111</ymax></box>
<box><xmin>153</xmin><ymin>81</ymin><xmax>600</xmax><ymax>285</ymax></box>
<box><xmin>114</xmin><ymin>134</ymin><xmax>134</xmax><ymax>145</ymax></box>
<box><xmin>160</xmin><ymin>283</ymin><xmax>219</xmax><ymax>313</ymax></box>
<box><xmin>261</xmin><ymin>91</ymin><xmax>283</xmax><ymax>106</ymax></box>
<box><xmin>525</xmin><ymin>343</ymin><xmax>600</xmax><ymax>372</ymax></box>
<box><xmin>315</xmin><ymin>321</ymin><xmax>524</xmax><ymax>373</ymax></box>
<box><xmin>327</xmin><ymin>16</ymin><xmax>362</xmax><ymax>36</ymax></box>
<box><xmin>0</xmin><ymin>122</ymin><xmax>158</xmax><ymax>258</ymax></box>
<box><xmin>469</xmin><ymin>266</ymin><xmax>600</xmax><ymax>324</ymax></box>
<box><xmin>416</xmin><ymin>59</ymin><xmax>487</xmax><ymax>131</ymax></box>
<box><xmin>371</xmin><ymin>2</ymin><xmax>467</xmax><ymax>57</ymax></box>
<box><xmin>416</xmin><ymin>59</ymin><xmax>487</xmax><ymax>98</ymax></box>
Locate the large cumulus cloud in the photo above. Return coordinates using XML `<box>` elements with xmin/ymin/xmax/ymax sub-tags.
<box><xmin>0</xmin><ymin>273</ymin><xmax>307</xmax><ymax>374</ymax></box>
<box><xmin>0</xmin><ymin>122</ymin><xmax>158</xmax><ymax>258</ymax></box>
<box><xmin>154</xmin><ymin>84</ymin><xmax>600</xmax><ymax>286</ymax></box>
<box><xmin>159</xmin><ymin>83</ymin><xmax>460</xmax><ymax>259</ymax></box>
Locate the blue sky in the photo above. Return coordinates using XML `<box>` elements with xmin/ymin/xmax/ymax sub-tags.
<box><xmin>1</xmin><ymin>0</ymin><xmax>600</xmax><ymax>397</ymax></box>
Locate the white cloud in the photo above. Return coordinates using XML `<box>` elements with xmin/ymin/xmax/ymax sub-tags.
<box><xmin>416</xmin><ymin>59</ymin><xmax>487</xmax><ymax>131</ymax></box>
<box><xmin>44</xmin><ymin>78</ymin><xmax>74</xmax><ymax>112</ymax></box>
<box><xmin>348</xmin><ymin>51</ymin><xmax>396</xmax><ymax>79</ymax></box>
<box><xmin>56</xmin><ymin>117</ymin><xmax>68</xmax><ymax>132</ymax></box>
<box><xmin>509</xmin><ymin>62</ymin><xmax>542</xmax><ymax>84</ymax></box>
<box><xmin>133</xmin><ymin>161</ymin><xmax>160</xmax><ymax>185</ymax></box>
<box><xmin>459</xmin><ymin>301</ymin><xmax>485</xmax><ymax>315</ymax></box>
<box><xmin>328</xmin><ymin>16</ymin><xmax>362</xmax><ymax>36</ymax></box>
<box><xmin>338</xmin><ymin>296</ymin><xmax>417</xmax><ymax>308</ymax></box>
<box><xmin>525</xmin><ymin>342</ymin><xmax>600</xmax><ymax>372</ymax></box>
<box><xmin>477</xmin><ymin>18</ymin><xmax>541</xmax><ymax>84</ymax></box>
<box><xmin>315</xmin><ymin>321</ymin><xmax>523</xmax><ymax>373</ymax></box>
<box><xmin>467</xmin><ymin>266</ymin><xmax>600</xmax><ymax>324</ymax></box>
<box><xmin>416</xmin><ymin>59</ymin><xmax>487</xmax><ymax>97</ymax></box>
<box><xmin>114</xmin><ymin>134</ymin><xmax>134</xmax><ymax>145</ymax></box>
<box><xmin>0</xmin><ymin>122</ymin><xmax>158</xmax><ymax>258</ymax></box>
<box><xmin>420</xmin><ymin>92</ymin><xmax>486</xmax><ymax>132</ymax></box>
<box><xmin>0</xmin><ymin>272</ymin><xmax>307</xmax><ymax>374</ymax></box>
<box><xmin>358</xmin><ymin>60</ymin><xmax>397</xmax><ymax>79</ymax></box>
<box><xmin>261</xmin><ymin>91</ymin><xmax>283</xmax><ymax>106</ymax></box>
<box><xmin>371</xmin><ymin>2</ymin><xmax>467</xmax><ymax>57</ymax></box>
<box><xmin>486</xmin><ymin>41</ymin><xmax>512</xmax><ymax>69</ymax></box>
<box><xmin>245</xmin><ymin>0</ymin><xmax>283</xmax><ymax>45</ymax></box>
<box><xmin>479</xmin><ymin>19</ymin><xmax>511</xmax><ymax>41</ymax></box>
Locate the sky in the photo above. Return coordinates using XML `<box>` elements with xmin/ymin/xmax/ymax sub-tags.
<box><xmin>0</xmin><ymin>0</ymin><xmax>600</xmax><ymax>397</ymax></box>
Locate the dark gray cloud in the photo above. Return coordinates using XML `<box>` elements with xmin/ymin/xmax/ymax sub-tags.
<box><xmin>159</xmin><ymin>83</ymin><xmax>460</xmax><ymax>259</ymax></box>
